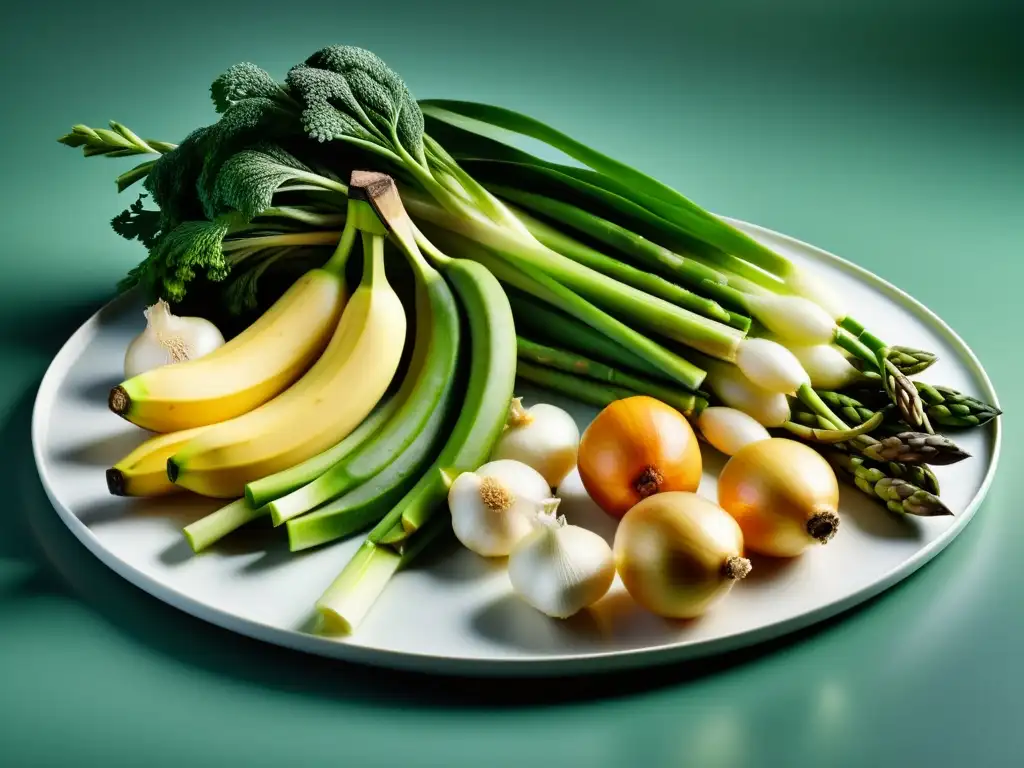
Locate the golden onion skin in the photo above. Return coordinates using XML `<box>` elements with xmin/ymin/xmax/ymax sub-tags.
<box><xmin>717</xmin><ymin>438</ymin><xmax>840</xmax><ymax>557</ymax></box>
<box><xmin>613</xmin><ymin>492</ymin><xmax>748</xmax><ymax>619</ymax></box>
<box><xmin>578</xmin><ymin>396</ymin><xmax>702</xmax><ymax>519</ymax></box>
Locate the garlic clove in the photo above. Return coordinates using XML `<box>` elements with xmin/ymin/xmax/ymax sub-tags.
<box><xmin>490</xmin><ymin>398</ymin><xmax>580</xmax><ymax>488</ymax></box>
<box><xmin>447</xmin><ymin>460</ymin><xmax>550</xmax><ymax>558</ymax></box>
<box><xmin>508</xmin><ymin>501</ymin><xmax>616</xmax><ymax>619</ymax></box>
<box><xmin>124</xmin><ymin>300</ymin><xmax>225</xmax><ymax>378</ymax></box>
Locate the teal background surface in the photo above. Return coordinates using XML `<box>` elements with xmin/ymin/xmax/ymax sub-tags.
<box><xmin>2</xmin><ymin>1</ymin><xmax>1022</xmax><ymax>765</ymax></box>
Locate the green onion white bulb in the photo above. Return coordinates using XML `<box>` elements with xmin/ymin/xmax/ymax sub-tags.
<box><xmin>734</xmin><ymin>338</ymin><xmax>809</xmax><ymax>394</ymax></box>
<box><xmin>704</xmin><ymin>364</ymin><xmax>791</xmax><ymax>427</ymax></box>
<box><xmin>785</xmin><ymin>342</ymin><xmax>864</xmax><ymax>390</ymax></box>
<box><xmin>744</xmin><ymin>294</ymin><xmax>837</xmax><ymax>345</ymax></box>
<box><xmin>697</xmin><ymin>407</ymin><xmax>772</xmax><ymax>456</ymax></box>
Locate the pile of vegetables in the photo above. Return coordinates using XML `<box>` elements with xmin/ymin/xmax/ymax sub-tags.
<box><xmin>64</xmin><ymin>44</ymin><xmax>1000</xmax><ymax>632</ymax></box>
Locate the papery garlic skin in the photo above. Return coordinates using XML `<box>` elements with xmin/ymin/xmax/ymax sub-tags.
<box><xmin>491</xmin><ymin>399</ymin><xmax>580</xmax><ymax>488</ymax></box>
<box><xmin>508</xmin><ymin>503</ymin><xmax>615</xmax><ymax>619</ymax></box>
<box><xmin>448</xmin><ymin>459</ymin><xmax>551</xmax><ymax>557</ymax></box>
<box><xmin>124</xmin><ymin>300</ymin><xmax>225</xmax><ymax>378</ymax></box>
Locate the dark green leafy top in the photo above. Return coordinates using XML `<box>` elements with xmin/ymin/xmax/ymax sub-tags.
<box><xmin>286</xmin><ymin>46</ymin><xmax>425</xmax><ymax>162</ymax></box>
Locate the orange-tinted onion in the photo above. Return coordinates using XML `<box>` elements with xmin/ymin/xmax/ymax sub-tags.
<box><xmin>577</xmin><ymin>396</ymin><xmax>702</xmax><ymax>519</ymax></box>
<box><xmin>717</xmin><ymin>438</ymin><xmax>840</xmax><ymax>557</ymax></box>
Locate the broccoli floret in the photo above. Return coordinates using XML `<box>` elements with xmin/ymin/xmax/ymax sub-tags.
<box><xmin>211</xmin><ymin>62</ymin><xmax>296</xmax><ymax>114</ymax></box>
<box><xmin>286</xmin><ymin>45</ymin><xmax>425</xmax><ymax>163</ymax></box>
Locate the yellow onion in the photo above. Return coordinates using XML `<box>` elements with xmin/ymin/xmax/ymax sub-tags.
<box><xmin>717</xmin><ymin>438</ymin><xmax>840</xmax><ymax>557</ymax></box>
<box><xmin>613</xmin><ymin>492</ymin><xmax>751</xmax><ymax>619</ymax></box>
<box><xmin>577</xmin><ymin>396</ymin><xmax>702</xmax><ymax>519</ymax></box>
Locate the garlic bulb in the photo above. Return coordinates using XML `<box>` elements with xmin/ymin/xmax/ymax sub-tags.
<box><xmin>735</xmin><ymin>338</ymin><xmax>809</xmax><ymax>394</ymax></box>
<box><xmin>490</xmin><ymin>398</ymin><xmax>580</xmax><ymax>488</ymax></box>
<box><xmin>124</xmin><ymin>300</ymin><xmax>225</xmax><ymax>379</ymax></box>
<box><xmin>704</xmin><ymin>364</ymin><xmax>791</xmax><ymax>427</ymax></box>
<box><xmin>508</xmin><ymin>499</ymin><xmax>615</xmax><ymax>618</ymax></box>
<box><xmin>744</xmin><ymin>294</ymin><xmax>837</xmax><ymax>346</ymax></box>
<box><xmin>447</xmin><ymin>459</ymin><xmax>551</xmax><ymax>557</ymax></box>
<box><xmin>786</xmin><ymin>343</ymin><xmax>865</xmax><ymax>390</ymax></box>
<box><xmin>697</xmin><ymin>407</ymin><xmax>771</xmax><ymax>456</ymax></box>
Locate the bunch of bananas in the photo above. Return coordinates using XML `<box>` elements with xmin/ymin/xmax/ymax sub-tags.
<box><xmin>106</xmin><ymin>172</ymin><xmax>518</xmax><ymax>568</ymax></box>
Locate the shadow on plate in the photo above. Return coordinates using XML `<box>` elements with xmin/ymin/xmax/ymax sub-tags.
<box><xmin>52</xmin><ymin>428</ymin><xmax>147</xmax><ymax>468</ymax></box>
<box><xmin>75</xmin><ymin>492</ymin><xmax>222</xmax><ymax>528</ymax></box>
<box><xmin>72</xmin><ymin>376</ymin><xmax>124</xmax><ymax>409</ymax></box>
<box><xmin>836</xmin><ymin>483</ymin><xmax>926</xmax><ymax>541</ymax></box>
<box><xmin>470</xmin><ymin>593</ymin><xmax>607</xmax><ymax>653</ymax></box>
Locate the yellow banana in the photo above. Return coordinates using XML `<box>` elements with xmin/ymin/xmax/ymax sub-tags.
<box><xmin>106</xmin><ymin>425</ymin><xmax>210</xmax><ymax>497</ymax></box>
<box><xmin>109</xmin><ymin>232</ymin><xmax>357</xmax><ymax>433</ymax></box>
<box><xmin>167</xmin><ymin>232</ymin><xmax>407</xmax><ymax>498</ymax></box>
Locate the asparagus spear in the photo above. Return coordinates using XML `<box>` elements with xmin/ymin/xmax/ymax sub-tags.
<box><xmin>789</xmin><ymin>401</ymin><xmax>967</xmax><ymax>466</ymax></box>
<box><xmin>825</xmin><ymin>452</ymin><xmax>951</xmax><ymax>517</ymax></box>
<box><xmin>879</xmin><ymin>349</ymin><xmax>932</xmax><ymax>433</ymax></box>
<box><xmin>852</xmin><ymin>346</ymin><xmax>937</xmax><ymax>376</ymax></box>
<box><xmin>914</xmin><ymin>382</ymin><xmax>1002</xmax><ymax>428</ymax></box>
<box><xmin>516</xmin><ymin>361</ymin><xmax>650</xmax><ymax>411</ymax></box>
<box><xmin>515</xmin><ymin>336</ymin><xmax>706</xmax><ymax>416</ymax></box>
<box><xmin>887</xmin><ymin>346</ymin><xmax>938</xmax><ymax>375</ymax></box>
<box><xmin>860</xmin><ymin>432</ymin><xmax>970</xmax><ymax>466</ymax></box>
<box><xmin>507</xmin><ymin>290</ymin><xmax>673</xmax><ymax>382</ymax></box>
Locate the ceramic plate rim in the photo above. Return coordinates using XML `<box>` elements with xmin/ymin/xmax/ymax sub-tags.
<box><xmin>30</xmin><ymin>215</ymin><xmax>1003</xmax><ymax>678</ymax></box>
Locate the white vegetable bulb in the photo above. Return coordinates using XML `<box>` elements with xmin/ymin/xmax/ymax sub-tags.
<box><xmin>705</xmin><ymin>365</ymin><xmax>791</xmax><ymax>427</ymax></box>
<box><xmin>124</xmin><ymin>300</ymin><xmax>225</xmax><ymax>379</ymax></box>
<box><xmin>787</xmin><ymin>343</ymin><xmax>865</xmax><ymax>390</ymax></box>
<box><xmin>735</xmin><ymin>338</ymin><xmax>809</xmax><ymax>394</ymax></box>
<box><xmin>490</xmin><ymin>398</ymin><xmax>580</xmax><ymax>488</ymax></box>
<box><xmin>508</xmin><ymin>500</ymin><xmax>615</xmax><ymax>619</ymax></box>
<box><xmin>447</xmin><ymin>459</ymin><xmax>551</xmax><ymax>557</ymax></box>
<box><xmin>784</xmin><ymin>269</ymin><xmax>846</xmax><ymax>322</ymax></box>
<box><xmin>697</xmin><ymin>406</ymin><xmax>771</xmax><ymax>456</ymax></box>
<box><xmin>744</xmin><ymin>294</ymin><xmax>836</xmax><ymax>345</ymax></box>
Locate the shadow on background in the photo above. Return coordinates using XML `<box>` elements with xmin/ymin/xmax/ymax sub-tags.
<box><xmin>2</xmin><ymin>298</ymin><xmax>955</xmax><ymax>713</ymax></box>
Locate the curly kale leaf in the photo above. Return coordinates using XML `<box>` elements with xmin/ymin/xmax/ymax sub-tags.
<box><xmin>118</xmin><ymin>216</ymin><xmax>240</xmax><ymax>301</ymax></box>
<box><xmin>111</xmin><ymin>194</ymin><xmax>162</xmax><ymax>249</ymax></box>
<box><xmin>143</xmin><ymin>125</ymin><xmax>212</xmax><ymax>228</ymax></box>
<box><xmin>212</xmin><ymin>144</ymin><xmax>347</xmax><ymax>220</ymax></box>
<box><xmin>196</xmin><ymin>97</ymin><xmax>305</xmax><ymax>219</ymax></box>
<box><xmin>285</xmin><ymin>45</ymin><xmax>425</xmax><ymax>162</ymax></box>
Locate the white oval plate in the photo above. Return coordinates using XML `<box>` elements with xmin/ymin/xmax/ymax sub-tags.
<box><xmin>32</xmin><ymin>218</ymin><xmax>1001</xmax><ymax>677</ymax></box>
